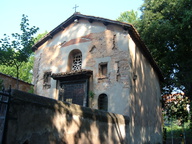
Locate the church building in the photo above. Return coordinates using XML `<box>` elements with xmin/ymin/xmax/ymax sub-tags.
<box><xmin>32</xmin><ymin>13</ymin><xmax>163</xmax><ymax>143</ymax></box>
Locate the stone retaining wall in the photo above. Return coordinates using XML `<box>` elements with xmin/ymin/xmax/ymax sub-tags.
<box><xmin>5</xmin><ymin>90</ymin><xmax>129</xmax><ymax>144</ymax></box>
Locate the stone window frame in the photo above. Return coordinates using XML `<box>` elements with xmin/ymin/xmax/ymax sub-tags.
<box><xmin>67</xmin><ymin>49</ymin><xmax>82</xmax><ymax>72</ymax></box>
<box><xmin>98</xmin><ymin>93</ymin><xmax>108</xmax><ymax>111</ymax></box>
<box><xmin>43</xmin><ymin>71</ymin><xmax>52</xmax><ymax>89</ymax></box>
<box><xmin>98</xmin><ymin>62</ymin><xmax>108</xmax><ymax>79</ymax></box>
<box><xmin>72</xmin><ymin>53</ymin><xmax>82</xmax><ymax>71</ymax></box>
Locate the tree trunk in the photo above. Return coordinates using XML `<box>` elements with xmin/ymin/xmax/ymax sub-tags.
<box><xmin>16</xmin><ymin>65</ymin><xmax>19</xmax><ymax>90</ymax></box>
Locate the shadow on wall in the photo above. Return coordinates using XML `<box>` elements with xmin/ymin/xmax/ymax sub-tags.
<box><xmin>6</xmin><ymin>90</ymin><xmax>129</xmax><ymax>144</ymax></box>
<box><xmin>128</xmin><ymin>49</ymin><xmax>162</xmax><ymax>143</ymax></box>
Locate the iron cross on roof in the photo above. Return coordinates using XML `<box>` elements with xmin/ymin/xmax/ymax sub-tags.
<box><xmin>73</xmin><ymin>4</ymin><xmax>79</xmax><ymax>13</ymax></box>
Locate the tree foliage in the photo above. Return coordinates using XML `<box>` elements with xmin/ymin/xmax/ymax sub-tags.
<box><xmin>0</xmin><ymin>14</ymin><xmax>39</xmax><ymax>87</ymax></box>
<box><xmin>0</xmin><ymin>56</ymin><xmax>34</xmax><ymax>83</ymax></box>
<box><xmin>0</xmin><ymin>31</ymin><xmax>48</xmax><ymax>83</ymax></box>
<box><xmin>33</xmin><ymin>31</ymin><xmax>48</xmax><ymax>44</ymax></box>
<box><xmin>116</xmin><ymin>10</ymin><xmax>139</xmax><ymax>26</ymax></box>
<box><xmin>138</xmin><ymin>0</ymin><xmax>192</xmax><ymax>97</ymax></box>
<box><xmin>163</xmin><ymin>94</ymin><xmax>190</xmax><ymax>125</ymax></box>
<box><xmin>0</xmin><ymin>14</ymin><xmax>39</xmax><ymax>66</ymax></box>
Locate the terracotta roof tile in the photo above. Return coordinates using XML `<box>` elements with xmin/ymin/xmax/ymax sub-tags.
<box><xmin>51</xmin><ymin>69</ymin><xmax>93</xmax><ymax>80</ymax></box>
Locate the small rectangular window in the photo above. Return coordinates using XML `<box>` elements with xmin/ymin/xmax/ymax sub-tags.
<box><xmin>43</xmin><ymin>71</ymin><xmax>51</xmax><ymax>89</ymax></box>
<box><xmin>99</xmin><ymin>63</ymin><xmax>107</xmax><ymax>77</ymax></box>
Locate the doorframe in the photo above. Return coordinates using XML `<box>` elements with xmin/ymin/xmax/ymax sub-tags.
<box><xmin>58</xmin><ymin>78</ymin><xmax>89</xmax><ymax>107</ymax></box>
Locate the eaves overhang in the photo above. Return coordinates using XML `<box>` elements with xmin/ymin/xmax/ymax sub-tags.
<box><xmin>31</xmin><ymin>12</ymin><xmax>132</xmax><ymax>51</ymax></box>
<box><xmin>51</xmin><ymin>69</ymin><xmax>93</xmax><ymax>81</ymax></box>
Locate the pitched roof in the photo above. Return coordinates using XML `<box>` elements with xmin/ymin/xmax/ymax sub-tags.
<box><xmin>31</xmin><ymin>13</ymin><xmax>164</xmax><ymax>81</ymax></box>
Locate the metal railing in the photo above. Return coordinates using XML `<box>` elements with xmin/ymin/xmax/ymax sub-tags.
<box><xmin>0</xmin><ymin>90</ymin><xmax>10</xmax><ymax>144</ymax></box>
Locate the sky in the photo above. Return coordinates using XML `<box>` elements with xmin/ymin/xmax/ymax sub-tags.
<box><xmin>0</xmin><ymin>0</ymin><xmax>143</xmax><ymax>37</ymax></box>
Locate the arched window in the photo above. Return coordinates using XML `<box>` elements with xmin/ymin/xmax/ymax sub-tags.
<box><xmin>67</xmin><ymin>49</ymin><xmax>82</xmax><ymax>72</ymax></box>
<box><xmin>98</xmin><ymin>93</ymin><xmax>108</xmax><ymax>111</ymax></box>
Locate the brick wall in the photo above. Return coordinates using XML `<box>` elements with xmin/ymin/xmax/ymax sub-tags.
<box><xmin>0</xmin><ymin>72</ymin><xmax>33</xmax><ymax>92</ymax></box>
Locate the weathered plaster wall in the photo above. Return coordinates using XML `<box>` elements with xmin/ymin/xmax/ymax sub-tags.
<box><xmin>33</xmin><ymin>19</ymin><xmax>132</xmax><ymax>115</ymax></box>
<box><xmin>128</xmin><ymin>37</ymin><xmax>162</xmax><ymax>143</ymax></box>
<box><xmin>6</xmin><ymin>90</ymin><xmax>129</xmax><ymax>144</ymax></box>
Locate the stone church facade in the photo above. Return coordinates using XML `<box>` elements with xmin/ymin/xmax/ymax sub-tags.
<box><xmin>32</xmin><ymin>13</ymin><xmax>163</xmax><ymax>143</ymax></box>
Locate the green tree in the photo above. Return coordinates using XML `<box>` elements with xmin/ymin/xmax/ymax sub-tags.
<box><xmin>163</xmin><ymin>94</ymin><xmax>190</xmax><ymax>141</ymax></box>
<box><xmin>33</xmin><ymin>30</ymin><xmax>48</xmax><ymax>44</ymax></box>
<box><xmin>0</xmin><ymin>31</ymin><xmax>48</xmax><ymax>83</ymax></box>
<box><xmin>116</xmin><ymin>10</ymin><xmax>139</xmax><ymax>26</ymax></box>
<box><xmin>138</xmin><ymin>0</ymin><xmax>192</xmax><ymax>97</ymax></box>
<box><xmin>138</xmin><ymin>0</ymin><xmax>192</xmax><ymax>129</ymax></box>
<box><xmin>0</xmin><ymin>14</ymin><xmax>39</xmax><ymax>88</ymax></box>
<box><xmin>163</xmin><ymin>94</ymin><xmax>190</xmax><ymax>124</ymax></box>
<box><xmin>0</xmin><ymin>56</ymin><xmax>34</xmax><ymax>83</ymax></box>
